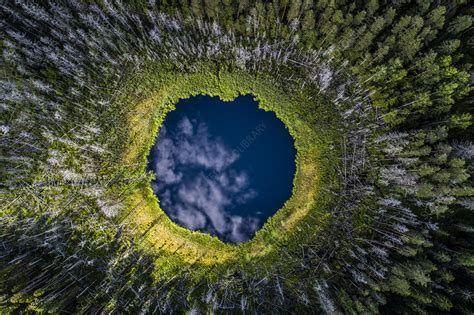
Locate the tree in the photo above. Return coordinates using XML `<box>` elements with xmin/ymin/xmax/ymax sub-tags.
<box><xmin>286</xmin><ymin>0</ymin><xmax>301</xmax><ymax>23</ymax></box>
<box><xmin>447</xmin><ymin>15</ymin><xmax>473</xmax><ymax>35</ymax></box>
<box><xmin>449</xmin><ymin>113</ymin><xmax>472</xmax><ymax>130</ymax></box>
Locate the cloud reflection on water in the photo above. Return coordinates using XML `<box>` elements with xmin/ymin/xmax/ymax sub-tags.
<box><xmin>150</xmin><ymin>117</ymin><xmax>259</xmax><ymax>243</ymax></box>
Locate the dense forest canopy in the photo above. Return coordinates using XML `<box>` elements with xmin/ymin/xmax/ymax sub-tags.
<box><xmin>0</xmin><ymin>0</ymin><xmax>473</xmax><ymax>313</ymax></box>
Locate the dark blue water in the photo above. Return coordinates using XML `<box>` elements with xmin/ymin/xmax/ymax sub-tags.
<box><xmin>147</xmin><ymin>95</ymin><xmax>296</xmax><ymax>243</ymax></box>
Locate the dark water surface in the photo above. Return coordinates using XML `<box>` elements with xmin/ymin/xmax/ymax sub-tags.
<box><xmin>147</xmin><ymin>95</ymin><xmax>296</xmax><ymax>243</ymax></box>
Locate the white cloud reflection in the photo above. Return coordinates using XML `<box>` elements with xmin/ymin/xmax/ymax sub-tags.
<box><xmin>150</xmin><ymin>117</ymin><xmax>259</xmax><ymax>243</ymax></box>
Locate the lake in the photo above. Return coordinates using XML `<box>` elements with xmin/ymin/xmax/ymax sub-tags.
<box><xmin>147</xmin><ymin>94</ymin><xmax>296</xmax><ymax>243</ymax></box>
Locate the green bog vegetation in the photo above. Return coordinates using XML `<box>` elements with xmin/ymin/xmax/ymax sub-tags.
<box><xmin>0</xmin><ymin>0</ymin><xmax>473</xmax><ymax>313</ymax></box>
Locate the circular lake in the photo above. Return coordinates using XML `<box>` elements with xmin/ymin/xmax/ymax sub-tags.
<box><xmin>147</xmin><ymin>95</ymin><xmax>296</xmax><ymax>243</ymax></box>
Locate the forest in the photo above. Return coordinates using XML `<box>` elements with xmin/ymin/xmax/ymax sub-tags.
<box><xmin>0</xmin><ymin>0</ymin><xmax>473</xmax><ymax>313</ymax></box>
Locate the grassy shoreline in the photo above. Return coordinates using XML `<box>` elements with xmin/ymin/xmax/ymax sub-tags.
<box><xmin>109</xmin><ymin>64</ymin><xmax>341</xmax><ymax>279</ymax></box>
